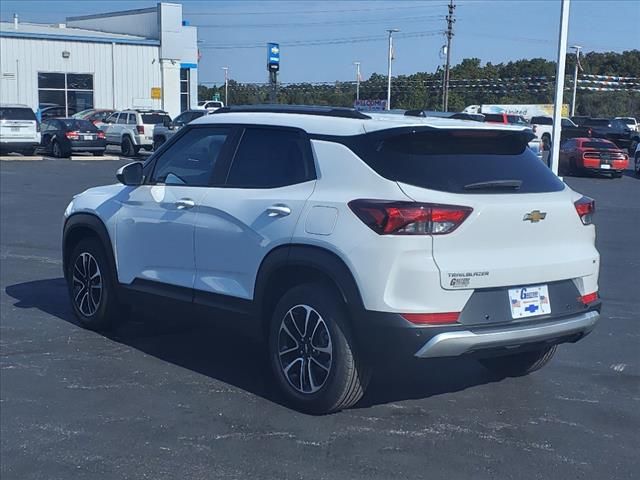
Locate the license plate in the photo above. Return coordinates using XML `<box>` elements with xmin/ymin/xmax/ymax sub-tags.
<box><xmin>600</xmin><ymin>164</ymin><xmax>611</xmax><ymax>169</ymax></box>
<box><xmin>83</xmin><ymin>135</ymin><xmax>93</xmax><ymax>140</ymax></box>
<box><xmin>508</xmin><ymin>285</ymin><xmax>551</xmax><ymax>319</ymax></box>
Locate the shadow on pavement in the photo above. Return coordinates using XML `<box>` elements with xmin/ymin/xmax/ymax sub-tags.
<box><xmin>5</xmin><ymin>278</ymin><xmax>500</xmax><ymax>411</ymax></box>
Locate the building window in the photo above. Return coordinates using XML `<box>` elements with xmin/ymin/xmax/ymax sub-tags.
<box><xmin>180</xmin><ymin>68</ymin><xmax>190</xmax><ymax>112</ymax></box>
<box><xmin>38</xmin><ymin>72</ymin><xmax>94</xmax><ymax>117</ymax></box>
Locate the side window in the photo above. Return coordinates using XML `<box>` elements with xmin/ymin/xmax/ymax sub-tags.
<box><xmin>127</xmin><ymin>114</ymin><xmax>136</xmax><ymax>125</ymax></box>
<box><xmin>225</xmin><ymin>128</ymin><xmax>313</xmax><ymax>188</ymax></box>
<box><xmin>174</xmin><ymin>112</ymin><xmax>190</xmax><ymax>125</ymax></box>
<box><xmin>150</xmin><ymin>127</ymin><xmax>230</xmax><ymax>187</ymax></box>
<box><xmin>116</xmin><ymin>114</ymin><xmax>127</xmax><ymax>124</ymax></box>
<box><xmin>106</xmin><ymin>113</ymin><xmax>118</xmax><ymax>124</ymax></box>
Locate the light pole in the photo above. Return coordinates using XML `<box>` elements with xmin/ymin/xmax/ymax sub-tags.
<box><xmin>222</xmin><ymin>66</ymin><xmax>229</xmax><ymax>105</ymax></box>
<box><xmin>570</xmin><ymin>45</ymin><xmax>582</xmax><ymax>117</ymax></box>
<box><xmin>386</xmin><ymin>29</ymin><xmax>399</xmax><ymax>110</ymax></box>
<box><xmin>550</xmin><ymin>0</ymin><xmax>571</xmax><ymax>176</ymax></box>
<box><xmin>354</xmin><ymin>61</ymin><xmax>361</xmax><ymax>102</ymax></box>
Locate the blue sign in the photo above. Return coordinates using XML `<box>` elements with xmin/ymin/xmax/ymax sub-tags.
<box><xmin>267</xmin><ymin>42</ymin><xmax>280</xmax><ymax>72</ymax></box>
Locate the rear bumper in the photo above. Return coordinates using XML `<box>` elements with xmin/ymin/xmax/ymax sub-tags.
<box><xmin>0</xmin><ymin>140</ymin><xmax>39</xmax><ymax>148</ymax></box>
<box><xmin>414</xmin><ymin>310</ymin><xmax>599</xmax><ymax>358</ymax></box>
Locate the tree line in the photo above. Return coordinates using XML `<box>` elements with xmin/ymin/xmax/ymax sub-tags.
<box><xmin>198</xmin><ymin>50</ymin><xmax>640</xmax><ymax>117</ymax></box>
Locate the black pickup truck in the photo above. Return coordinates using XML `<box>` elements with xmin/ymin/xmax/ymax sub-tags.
<box><xmin>530</xmin><ymin>116</ymin><xmax>593</xmax><ymax>149</ymax></box>
<box><xmin>574</xmin><ymin>117</ymin><xmax>640</xmax><ymax>153</ymax></box>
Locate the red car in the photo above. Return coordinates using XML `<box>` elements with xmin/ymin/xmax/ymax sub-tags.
<box><xmin>559</xmin><ymin>137</ymin><xmax>629</xmax><ymax>177</ymax></box>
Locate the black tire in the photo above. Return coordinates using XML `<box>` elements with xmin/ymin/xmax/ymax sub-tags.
<box><xmin>92</xmin><ymin>150</ymin><xmax>105</xmax><ymax>157</ymax></box>
<box><xmin>52</xmin><ymin>140</ymin><xmax>67</xmax><ymax>158</ymax></box>
<box><xmin>268</xmin><ymin>283</ymin><xmax>370</xmax><ymax>414</ymax></box>
<box><xmin>66</xmin><ymin>237</ymin><xmax>123</xmax><ymax>331</ymax></box>
<box><xmin>121</xmin><ymin>136</ymin><xmax>136</xmax><ymax>157</ymax></box>
<box><xmin>479</xmin><ymin>345</ymin><xmax>557</xmax><ymax>378</ymax></box>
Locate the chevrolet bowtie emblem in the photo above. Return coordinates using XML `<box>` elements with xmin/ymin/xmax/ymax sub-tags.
<box><xmin>523</xmin><ymin>210</ymin><xmax>547</xmax><ymax>222</ymax></box>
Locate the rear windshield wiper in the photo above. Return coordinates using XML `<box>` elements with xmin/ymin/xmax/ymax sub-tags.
<box><xmin>463</xmin><ymin>179</ymin><xmax>523</xmax><ymax>190</ymax></box>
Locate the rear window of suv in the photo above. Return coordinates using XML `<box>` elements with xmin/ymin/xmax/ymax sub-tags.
<box><xmin>0</xmin><ymin>107</ymin><xmax>37</xmax><ymax>121</ymax></box>
<box><xmin>141</xmin><ymin>114</ymin><xmax>170</xmax><ymax>125</ymax></box>
<box><xmin>59</xmin><ymin>119</ymin><xmax>99</xmax><ymax>131</ymax></box>
<box><xmin>351</xmin><ymin>128</ymin><xmax>565</xmax><ymax>194</ymax></box>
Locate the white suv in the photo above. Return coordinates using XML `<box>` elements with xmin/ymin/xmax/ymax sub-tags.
<box><xmin>63</xmin><ymin>105</ymin><xmax>601</xmax><ymax>414</ymax></box>
<box><xmin>102</xmin><ymin>110</ymin><xmax>171</xmax><ymax>157</ymax></box>
<box><xmin>0</xmin><ymin>104</ymin><xmax>41</xmax><ymax>155</ymax></box>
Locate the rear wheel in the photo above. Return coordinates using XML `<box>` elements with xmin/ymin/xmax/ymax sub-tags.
<box><xmin>67</xmin><ymin>238</ymin><xmax>123</xmax><ymax>331</ymax></box>
<box><xmin>479</xmin><ymin>345</ymin><xmax>557</xmax><ymax>377</ymax></box>
<box><xmin>121</xmin><ymin>136</ymin><xmax>137</xmax><ymax>157</ymax></box>
<box><xmin>52</xmin><ymin>140</ymin><xmax>67</xmax><ymax>158</ymax></box>
<box><xmin>268</xmin><ymin>283</ymin><xmax>370</xmax><ymax>414</ymax></box>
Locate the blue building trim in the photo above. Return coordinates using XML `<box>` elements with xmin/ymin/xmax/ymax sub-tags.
<box><xmin>0</xmin><ymin>30</ymin><xmax>160</xmax><ymax>46</ymax></box>
<box><xmin>180</xmin><ymin>63</ymin><xmax>198</xmax><ymax>69</ymax></box>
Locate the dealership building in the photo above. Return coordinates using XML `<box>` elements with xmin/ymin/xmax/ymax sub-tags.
<box><xmin>0</xmin><ymin>2</ymin><xmax>198</xmax><ymax>118</ymax></box>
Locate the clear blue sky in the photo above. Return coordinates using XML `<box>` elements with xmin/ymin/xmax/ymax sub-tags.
<box><xmin>1</xmin><ymin>0</ymin><xmax>638</xmax><ymax>85</ymax></box>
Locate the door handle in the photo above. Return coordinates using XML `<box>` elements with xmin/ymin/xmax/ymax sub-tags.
<box><xmin>175</xmin><ymin>198</ymin><xmax>195</xmax><ymax>210</ymax></box>
<box><xmin>266</xmin><ymin>204</ymin><xmax>291</xmax><ymax>217</ymax></box>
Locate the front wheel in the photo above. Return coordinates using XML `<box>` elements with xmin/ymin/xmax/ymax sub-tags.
<box><xmin>479</xmin><ymin>345</ymin><xmax>557</xmax><ymax>377</ymax></box>
<box><xmin>268</xmin><ymin>283</ymin><xmax>370</xmax><ymax>414</ymax></box>
<box><xmin>67</xmin><ymin>238</ymin><xmax>123</xmax><ymax>331</ymax></box>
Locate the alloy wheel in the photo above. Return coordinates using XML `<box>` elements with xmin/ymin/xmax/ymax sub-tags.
<box><xmin>278</xmin><ymin>304</ymin><xmax>333</xmax><ymax>394</ymax></box>
<box><xmin>72</xmin><ymin>252</ymin><xmax>102</xmax><ymax>317</ymax></box>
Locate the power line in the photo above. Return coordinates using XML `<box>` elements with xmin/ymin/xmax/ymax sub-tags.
<box><xmin>199</xmin><ymin>30</ymin><xmax>443</xmax><ymax>50</ymax></box>
<box><xmin>193</xmin><ymin>14</ymin><xmax>445</xmax><ymax>29</ymax></box>
<box><xmin>185</xmin><ymin>4</ymin><xmax>450</xmax><ymax>16</ymax></box>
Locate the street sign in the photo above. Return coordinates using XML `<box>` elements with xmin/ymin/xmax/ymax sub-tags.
<box><xmin>150</xmin><ymin>87</ymin><xmax>162</xmax><ymax>100</ymax></box>
<box><xmin>267</xmin><ymin>43</ymin><xmax>280</xmax><ymax>72</ymax></box>
<box><xmin>354</xmin><ymin>99</ymin><xmax>387</xmax><ymax>112</ymax></box>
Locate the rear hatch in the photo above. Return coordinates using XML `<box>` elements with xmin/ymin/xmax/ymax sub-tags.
<box><xmin>0</xmin><ymin>107</ymin><xmax>38</xmax><ymax>140</ymax></box>
<box><xmin>355</xmin><ymin>127</ymin><xmax>599</xmax><ymax>290</ymax></box>
<box><xmin>59</xmin><ymin>119</ymin><xmax>104</xmax><ymax>146</ymax></box>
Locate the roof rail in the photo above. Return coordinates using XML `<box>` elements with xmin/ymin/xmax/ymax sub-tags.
<box><xmin>211</xmin><ymin>104</ymin><xmax>371</xmax><ymax>120</ymax></box>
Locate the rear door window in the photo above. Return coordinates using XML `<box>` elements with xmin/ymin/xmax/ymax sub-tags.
<box><xmin>353</xmin><ymin>128</ymin><xmax>565</xmax><ymax>194</ymax></box>
<box><xmin>0</xmin><ymin>107</ymin><xmax>37</xmax><ymax>121</ymax></box>
<box><xmin>225</xmin><ymin>128</ymin><xmax>315</xmax><ymax>188</ymax></box>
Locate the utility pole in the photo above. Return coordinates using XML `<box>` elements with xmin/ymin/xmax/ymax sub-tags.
<box><xmin>570</xmin><ymin>45</ymin><xmax>582</xmax><ymax>117</ymax></box>
<box><xmin>386</xmin><ymin>29</ymin><xmax>399</xmax><ymax>110</ymax></box>
<box><xmin>550</xmin><ymin>0</ymin><xmax>571</xmax><ymax>176</ymax></box>
<box><xmin>354</xmin><ymin>61</ymin><xmax>361</xmax><ymax>102</ymax></box>
<box><xmin>443</xmin><ymin>0</ymin><xmax>455</xmax><ymax>112</ymax></box>
<box><xmin>222</xmin><ymin>66</ymin><xmax>229</xmax><ymax>105</ymax></box>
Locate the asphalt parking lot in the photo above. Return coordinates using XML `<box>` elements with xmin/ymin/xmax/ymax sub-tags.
<box><xmin>1</xmin><ymin>158</ymin><xmax>638</xmax><ymax>480</ymax></box>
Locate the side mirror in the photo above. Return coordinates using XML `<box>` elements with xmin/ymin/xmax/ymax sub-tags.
<box><xmin>116</xmin><ymin>162</ymin><xmax>144</xmax><ymax>186</ymax></box>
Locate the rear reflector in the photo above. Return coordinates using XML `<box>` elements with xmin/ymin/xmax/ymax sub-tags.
<box><xmin>574</xmin><ymin>196</ymin><xmax>595</xmax><ymax>225</ymax></box>
<box><xmin>348</xmin><ymin>200</ymin><xmax>472</xmax><ymax>235</ymax></box>
<box><xmin>579</xmin><ymin>292</ymin><xmax>598</xmax><ymax>304</ymax></box>
<box><xmin>402</xmin><ymin>312</ymin><xmax>460</xmax><ymax>325</ymax></box>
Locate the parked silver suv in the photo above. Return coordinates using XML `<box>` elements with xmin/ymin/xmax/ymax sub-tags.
<box><xmin>102</xmin><ymin>109</ymin><xmax>170</xmax><ymax>157</ymax></box>
<box><xmin>152</xmin><ymin>109</ymin><xmax>210</xmax><ymax>150</ymax></box>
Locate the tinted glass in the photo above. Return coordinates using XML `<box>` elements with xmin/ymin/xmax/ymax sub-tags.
<box><xmin>127</xmin><ymin>114</ymin><xmax>136</xmax><ymax>125</ymax></box>
<box><xmin>38</xmin><ymin>73</ymin><xmax>65</xmax><ymax>89</ymax></box>
<box><xmin>116</xmin><ymin>114</ymin><xmax>127</xmax><ymax>124</ymax></box>
<box><xmin>142</xmin><ymin>114</ymin><xmax>171</xmax><ymax>125</ymax></box>
<box><xmin>0</xmin><ymin>107</ymin><xmax>37</xmax><ymax>121</ymax></box>
<box><xmin>353</xmin><ymin>129</ymin><xmax>565</xmax><ymax>194</ymax></box>
<box><xmin>532</xmin><ymin>117</ymin><xmax>553</xmax><ymax>125</ymax></box>
<box><xmin>507</xmin><ymin>115</ymin><xmax>528</xmax><ymax>125</ymax></box>
<box><xmin>583</xmin><ymin>141</ymin><xmax>618</xmax><ymax>149</ymax></box>
<box><xmin>106</xmin><ymin>114</ymin><xmax>118</xmax><ymax>123</ymax></box>
<box><xmin>151</xmin><ymin>127</ymin><xmax>230</xmax><ymax>186</ymax></box>
<box><xmin>67</xmin><ymin>90</ymin><xmax>93</xmax><ymax>112</ymax></box>
<box><xmin>561</xmin><ymin>118</ymin><xmax>577</xmax><ymax>127</ymax></box>
<box><xmin>59</xmin><ymin>119</ymin><xmax>98</xmax><ymax>131</ymax></box>
<box><xmin>483</xmin><ymin>114</ymin><xmax>504</xmax><ymax>123</ymax></box>
<box><xmin>226</xmin><ymin>128</ymin><xmax>311</xmax><ymax>188</ymax></box>
<box><xmin>174</xmin><ymin>112</ymin><xmax>191</xmax><ymax>124</ymax></box>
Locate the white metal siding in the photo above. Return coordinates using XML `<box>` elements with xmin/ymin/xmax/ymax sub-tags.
<box><xmin>0</xmin><ymin>36</ymin><xmax>162</xmax><ymax>111</ymax></box>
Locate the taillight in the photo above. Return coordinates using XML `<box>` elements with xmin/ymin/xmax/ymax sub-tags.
<box><xmin>579</xmin><ymin>292</ymin><xmax>598</xmax><ymax>304</ymax></box>
<box><xmin>348</xmin><ymin>200</ymin><xmax>472</xmax><ymax>235</ymax></box>
<box><xmin>574</xmin><ymin>196</ymin><xmax>595</xmax><ymax>225</ymax></box>
<box><xmin>136</xmin><ymin>125</ymin><xmax>145</xmax><ymax>134</ymax></box>
<box><xmin>97</xmin><ymin>131</ymin><xmax>106</xmax><ymax>139</ymax></box>
<box><xmin>402</xmin><ymin>312</ymin><xmax>460</xmax><ymax>325</ymax></box>
<box><xmin>65</xmin><ymin>131</ymin><xmax>79</xmax><ymax>139</ymax></box>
